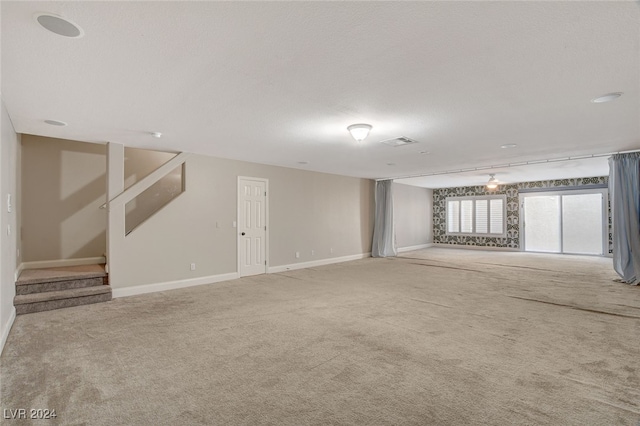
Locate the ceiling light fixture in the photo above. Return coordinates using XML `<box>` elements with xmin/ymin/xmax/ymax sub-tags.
<box><xmin>486</xmin><ymin>174</ymin><xmax>498</xmax><ymax>189</ymax></box>
<box><xmin>35</xmin><ymin>13</ymin><xmax>84</xmax><ymax>38</ymax></box>
<box><xmin>347</xmin><ymin>124</ymin><xmax>372</xmax><ymax>142</ymax></box>
<box><xmin>44</xmin><ymin>119</ymin><xmax>67</xmax><ymax>126</ymax></box>
<box><xmin>501</xmin><ymin>144</ymin><xmax>517</xmax><ymax>149</ymax></box>
<box><xmin>151</xmin><ymin>132</ymin><xmax>162</xmax><ymax>138</ymax></box>
<box><xmin>591</xmin><ymin>92</ymin><xmax>623</xmax><ymax>103</ymax></box>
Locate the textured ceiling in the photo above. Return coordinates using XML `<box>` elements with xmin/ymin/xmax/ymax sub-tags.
<box><xmin>1</xmin><ymin>1</ymin><xmax>639</xmax><ymax>188</ymax></box>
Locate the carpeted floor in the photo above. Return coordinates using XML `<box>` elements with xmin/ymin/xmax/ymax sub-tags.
<box><xmin>1</xmin><ymin>248</ymin><xmax>639</xmax><ymax>425</ymax></box>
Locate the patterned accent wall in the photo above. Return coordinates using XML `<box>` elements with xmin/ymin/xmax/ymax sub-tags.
<box><xmin>433</xmin><ymin>176</ymin><xmax>611</xmax><ymax>252</ymax></box>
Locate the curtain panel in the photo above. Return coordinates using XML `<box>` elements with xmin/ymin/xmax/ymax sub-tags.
<box><xmin>371</xmin><ymin>180</ymin><xmax>397</xmax><ymax>258</ymax></box>
<box><xmin>609</xmin><ymin>152</ymin><xmax>640</xmax><ymax>285</ymax></box>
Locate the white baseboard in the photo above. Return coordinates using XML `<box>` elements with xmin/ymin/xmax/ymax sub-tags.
<box><xmin>432</xmin><ymin>243</ymin><xmax>519</xmax><ymax>252</ymax></box>
<box><xmin>19</xmin><ymin>256</ymin><xmax>106</xmax><ymax>272</ymax></box>
<box><xmin>109</xmin><ymin>252</ymin><xmax>371</xmax><ymax>298</ymax></box>
<box><xmin>1</xmin><ymin>307</ymin><xmax>16</xmax><ymax>356</ymax></box>
<box><xmin>397</xmin><ymin>243</ymin><xmax>433</xmax><ymax>253</ymax></box>
<box><xmin>268</xmin><ymin>253</ymin><xmax>371</xmax><ymax>274</ymax></box>
<box><xmin>112</xmin><ymin>272</ymin><xmax>240</xmax><ymax>298</ymax></box>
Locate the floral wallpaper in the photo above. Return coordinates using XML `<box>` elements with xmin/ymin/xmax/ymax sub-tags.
<box><xmin>433</xmin><ymin>176</ymin><xmax>611</xmax><ymax>253</ymax></box>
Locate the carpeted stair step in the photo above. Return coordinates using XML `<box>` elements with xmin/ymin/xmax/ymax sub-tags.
<box><xmin>16</xmin><ymin>276</ymin><xmax>107</xmax><ymax>295</ymax></box>
<box><xmin>14</xmin><ymin>285</ymin><xmax>112</xmax><ymax>315</ymax></box>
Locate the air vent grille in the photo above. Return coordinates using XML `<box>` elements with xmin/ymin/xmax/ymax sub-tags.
<box><xmin>380</xmin><ymin>136</ymin><xmax>419</xmax><ymax>147</ymax></box>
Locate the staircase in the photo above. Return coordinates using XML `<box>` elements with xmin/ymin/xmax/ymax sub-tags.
<box><xmin>14</xmin><ymin>265</ymin><xmax>112</xmax><ymax>315</ymax></box>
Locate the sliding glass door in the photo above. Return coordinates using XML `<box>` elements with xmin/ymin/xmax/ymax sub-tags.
<box><xmin>522</xmin><ymin>190</ymin><xmax>606</xmax><ymax>255</ymax></box>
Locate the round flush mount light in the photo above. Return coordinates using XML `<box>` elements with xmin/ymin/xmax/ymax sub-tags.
<box><xmin>35</xmin><ymin>13</ymin><xmax>84</xmax><ymax>38</ymax></box>
<box><xmin>44</xmin><ymin>119</ymin><xmax>67</xmax><ymax>126</ymax></box>
<box><xmin>151</xmin><ymin>132</ymin><xmax>162</xmax><ymax>138</ymax></box>
<box><xmin>501</xmin><ymin>143</ymin><xmax>517</xmax><ymax>149</ymax></box>
<box><xmin>347</xmin><ymin>124</ymin><xmax>372</xmax><ymax>142</ymax></box>
<box><xmin>591</xmin><ymin>92</ymin><xmax>622</xmax><ymax>103</ymax></box>
<box><xmin>386</xmin><ymin>162</ymin><xmax>396</xmax><ymax>166</ymax></box>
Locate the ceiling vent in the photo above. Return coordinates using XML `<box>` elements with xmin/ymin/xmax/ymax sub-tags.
<box><xmin>380</xmin><ymin>136</ymin><xmax>419</xmax><ymax>147</ymax></box>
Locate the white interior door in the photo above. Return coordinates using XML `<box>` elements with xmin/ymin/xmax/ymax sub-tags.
<box><xmin>238</xmin><ymin>178</ymin><xmax>267</xmax><ymax>277</ymax></box>
<box><xmin>523</xmin><ymin>190</ymin><xmax>605</xmax><ymax>255</ymax></box>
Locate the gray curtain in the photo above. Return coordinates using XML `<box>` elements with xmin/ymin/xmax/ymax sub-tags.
<box><xmin>372</xmin><ymin>180</ymin><xmax>397</xmax><ymax>258</ymax></box>
<box><xmin>609</xmin><ymin>152</ymin><xmax>640</xmax><ymax>285</ymax></box>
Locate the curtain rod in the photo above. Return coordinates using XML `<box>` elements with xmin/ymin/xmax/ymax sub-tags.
<box><xmin>376</xmin><ymin>149</ymin><xmax>640</xmax><ymax>182</ymax></box>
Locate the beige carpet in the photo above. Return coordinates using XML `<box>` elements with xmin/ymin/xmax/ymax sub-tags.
<box><xmin>2</xmin><ymin>248</ymin><xmax>639</xmax><ymax>425</ymax></box>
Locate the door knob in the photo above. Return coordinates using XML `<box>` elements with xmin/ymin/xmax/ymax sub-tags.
<box><xmin>241</xmin><ymin>232</ymin><xmax>245</xmax><ymax>236</ymax></box>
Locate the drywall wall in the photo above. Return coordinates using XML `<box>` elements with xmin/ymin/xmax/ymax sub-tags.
<box><xmin>393</xmin><ymin>183</ymin><xmax>432</xmax><ymax>248</ymax></box>
<box><xmin>1</xmin><ymin>98</ymin><xmax>20</xmax><ymax>353</ymax></box>
<box><xmin>21</xmin><ymin>135</ymin><xmax>107</xmax><ymax>262</ymax></box>
<box><xmin>21</xmin><ymin>137</ymin><xmax>374</xmax><ymax>290</ymax></box>
<box><xmin>433</xmin><ymin>176</ymin><xmax>611</xmax><ymax>251</ymax></box>
<box><xmin>124</xmin><ymin>147</ymin><xmax>179</xmax><ymax>234</ymax></box>
<box><xmin>20</xmin><ymin>139</ymin><xmax>176</xmax><ymax>262</ymax></box>
<box><xmin>109</xmin><ymin>152</ymin><xmax>375</xmax><ymax>288</ymax></box>
<box><xmin>124</xmin><ymin>147</ymin><xmax>176</xmax><ymax>189</ymax></box>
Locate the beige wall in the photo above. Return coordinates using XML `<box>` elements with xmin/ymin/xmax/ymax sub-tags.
<box><xmin>124</xmin><ymin>147</ymin><xmax>175</xmax><ymax>188</ymax></box>
<box><xmin>1</xmin><ymin>99</ymin><xmax>21</xmax><ymax>352</ymax></box>
<box><xmin>124</xmin><ymin>147</ymin><xmax>178</xmax><ymax>234</ymax></box>
<box><xmin>20</xmin><ymin>136</ymin><xmax>375</xmax><ymax>289</ymax></box>
<box><xmin>109</xmin><ymin>153</ymin><xmax>375</xmax><ymax>288</ymax></box>
<box><xmin>20</xmin><ymin>139</ymin><xmax>178</xmax><ymax>262</ymax></box>
<box><xmin>21</xmin><ymin>135</ymin><xmax>107</xmax><ymax>262</ymax></box>
<box><xmin>394</xmin><ymin>182</ymin><xmax>433</xmax><ymax>248</ymax></box>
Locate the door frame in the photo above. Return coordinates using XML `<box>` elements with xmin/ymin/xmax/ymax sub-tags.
<box><xmin>519</xmin><ymin>188</ymin><xmax>608</xmax><ymax>255</ymax></box>
<box><xmin>237</xmin><ymin>176</ymin><xmax>269</xmax><ymax>276</ymax></box>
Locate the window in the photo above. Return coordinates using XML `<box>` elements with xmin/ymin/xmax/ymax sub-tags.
<box><xmin>446</xmin><ymin>195</ymin><xmax>506</xmax><ymax>237</ymax></box>
<box><xmin>522</xmin><ymin>189</ymin><xmax>606</xmax><ymax>255</ymax></box>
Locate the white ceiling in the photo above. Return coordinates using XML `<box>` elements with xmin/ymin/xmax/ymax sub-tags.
<box><xmin>1</xmin><ymin>1</ymin><xmax>639</xmax><ymax>188</ymax></box>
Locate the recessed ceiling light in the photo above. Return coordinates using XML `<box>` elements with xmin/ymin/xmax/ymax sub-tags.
<box><xmin>44</xmin><ymin>119</ymin><xmax>67</xmax><ymax>126</ymax></box>
<box><xmin>298</xmin><ymin>161</ymin><xmax>309</xmax><ymax>165</ymax></box>
<box><xmin>151</xmin><ymin>132</ymin><xmax>162</xmax><ymax>138</ymax></box>
<box><xmin>501</xmin><ymin>144</ymin><xmax>517</xmax><ymax>149</ymax></box>
<box><xmin>386</xmin><ymin>162</ymin><xmax>396</xmax><ymax>166</ymax></box>
<box><xmin>591</xmin><ymin>92</ymin><xmax>623</xmax><ymax>103</ymax></box>
<box><xmin>35</xmin><ymin>13</ymin><xmax>84</xmax><ymax>38</ymax></box>
<box><xmin>419</xmin><ymin>151</ymin><xmax>430</xmax><ymax>155</ymax></box>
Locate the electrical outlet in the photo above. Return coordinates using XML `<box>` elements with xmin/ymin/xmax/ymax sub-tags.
<box><xmin>190</xmin><ymin>263</ymin><xmax>196</xmax><ymax>271</ymax></box>
<box><xmin>330</xmin><ymin>248</ymin><xmax>333</xmax><ymax>254</ymax></box>
<box><xmin>295</xmin><ymin>251</ymin><xmax>300</xmax><ymax>259</ymax></box>
<box><xmin>311</xmin><ymin>250</ymin><xmax>315</xmax><ymax>256</ymax></box>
